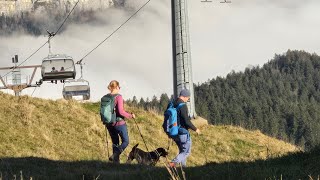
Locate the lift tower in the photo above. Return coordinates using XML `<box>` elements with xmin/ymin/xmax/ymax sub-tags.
<box><xmin>0</xmin><ymin>55</ymin><xmax>42</xmax><ymax>96</ymax></box>
<box><xmin>171</xmin><ymin>0</ymin><xmax>196</xmax><ymax>118</ymax></box>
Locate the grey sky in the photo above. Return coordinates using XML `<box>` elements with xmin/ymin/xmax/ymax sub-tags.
<box><xmin>1</xmin><ymin>0</ymin><xmax>320</xmax><ymax>101</ymax></box>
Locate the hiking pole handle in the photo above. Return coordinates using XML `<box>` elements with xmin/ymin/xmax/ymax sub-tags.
<box><xmin>131</xmin><ymin>112</ymin><xmax>136</xmax><ymax>119</ymax></box>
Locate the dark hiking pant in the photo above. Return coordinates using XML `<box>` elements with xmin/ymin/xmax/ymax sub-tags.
<box><xmin>107</xmin><ymin>124</ymin><xmax>129</xmax><ymax>161</ymax></box>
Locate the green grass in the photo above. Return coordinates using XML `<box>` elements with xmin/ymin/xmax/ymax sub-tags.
<box><xmin>81</xmin><ymin>102</ymin><xmax>298</xmax><ymax>165</ymax></box>
<box><xmin>1</xmin><ymin>92</ymin><xmax>316</xmax><ymax>179</ymax></box>
<box><xmin>82</xmin><ymin>102</ymin><xmax>100</xmax><ymax>113</ymax></box>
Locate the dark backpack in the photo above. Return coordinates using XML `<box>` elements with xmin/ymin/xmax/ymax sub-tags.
<box><xmin>100</xmin><ymin>94</ymin><xmax>119</xmax><ymax>124</ymax></box>
<box><xmin>162</xmin><ymin>101</ymin><xmax>185</xmax><ymax>137</ymax></box>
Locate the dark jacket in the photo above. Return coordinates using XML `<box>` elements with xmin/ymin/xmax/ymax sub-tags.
<box><xmin>172</xmin><ymin>98</ymin><xmax>197</xmax><ymax>132</ymax></box>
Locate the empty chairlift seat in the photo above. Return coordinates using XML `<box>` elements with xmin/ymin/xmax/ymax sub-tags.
<box><xmin>41</xmin><ymin>54</ymin><xmax>76</xmax><ymax>81</ymax></box>
<box><xmin>62</xmin><ymin>79</ymin><xmax>90</xmax><ymax>100</ymax></box>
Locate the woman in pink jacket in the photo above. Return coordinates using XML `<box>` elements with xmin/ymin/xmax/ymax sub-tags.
<box><xmin>105</xmin><ymin>80</ymin><xmax>136</xmax><ymax>163</ymax></box>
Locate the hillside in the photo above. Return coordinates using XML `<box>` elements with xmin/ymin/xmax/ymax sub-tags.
<box><xmin>194</xmin><ymin>50</ymin><xmax>320</xmax><ymax>150</ymax></box>
<box><xmin>0</xmin><ymin>92</ymin><xmax>297</xmax><ymax>162</ymax></box>
<box><xmin>0</xmin><ymin>93</ymin><xmax>105</xmax><ymax>161</ymax></box>
<box><xmin>0</xmin><ymin>92</ymin><xmax>312</xmax><ymax>179</ymax></box>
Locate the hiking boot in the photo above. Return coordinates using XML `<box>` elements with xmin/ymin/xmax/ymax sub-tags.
<box><xmin>109</xmin><ymin>152</ymin><xmax>120</xmax><ymax>163</ymax></box>
<box><xmin>108</xmin><ymin>154</ymin><xmax>115</xmax><ymax>162</ymax></box>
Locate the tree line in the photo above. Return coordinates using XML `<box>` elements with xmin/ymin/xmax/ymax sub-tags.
<box><xmin>0</xmin><ymin>8</ymin><xmax>97</xmax><ymax>36</ymax></box>
<box><xmin>126</xmin><ymin>93</ymin><xmax>171</xmax><ymax>113</ymax></box>
<box><xmin>128</xmin><ymin>50</ymin><xmax>320</xmax><ymax>151</ymax></box>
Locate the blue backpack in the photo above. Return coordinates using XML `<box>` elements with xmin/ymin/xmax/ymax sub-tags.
<box><xmin>162</xmin><ymin>102</ymin><xmax>185</xmax><ymax>137</ymax></box>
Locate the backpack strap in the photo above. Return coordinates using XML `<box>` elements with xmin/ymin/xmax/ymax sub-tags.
<box><xmin>112</xmin><ymin>94</ymin><xmax>124</xmax><ymax>122</ymax></box>
<box><xmin>175</xmin><ymin>103</ymin><xmax>185</xmax><ymax>129</ymax></box>
<box><xmin>112</xmin><ymin>94</ymin><xmax>120</xmax><ymax>105</ymax></box>
<box><xmin>176</xmin><ymin>103</ymin><xmax>185</xmax><ymax>110</ymax></box>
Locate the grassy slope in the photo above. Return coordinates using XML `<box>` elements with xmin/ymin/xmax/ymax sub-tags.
<box><xmin>1</xmin><ymin>92</ymin><xmax>318</xmax><ymax>179</ymax></box>
<box><xmin>0</xmin><ymin>93</ymin><xmax>106</xmax><ymax>161</ymax></box>
<box><xmin>84</xmin><ymin>103</ymin><xmax>298</xmax><ymax>166</ymax></box>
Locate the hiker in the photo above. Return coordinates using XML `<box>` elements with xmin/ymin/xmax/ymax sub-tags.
<box><xmin>51</xmin><ymin>67</ymin><xmax>58</xmax><ymax>84</ymax></box>
<box><xmin>100</xmin><ymin>80</ymin><xmax>136</xmax><ymax>163</ymax></box>
<box><xmin>166</xmin><ymin>89</ymin><xmax>200</xmax><ymax>167</ymax></box>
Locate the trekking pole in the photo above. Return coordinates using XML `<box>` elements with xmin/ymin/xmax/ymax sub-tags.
<box><xmin>105</xmin><ymin>126</ymin><xmax>110</xmax><ymax>158</ymax></box>
<box><xmin>180</xmin><ymin>164</ymin><xmax>186</xmax><ymax>180</ymax></box>
<box><xmin>132</xmin><ymin>118</ymin><xmax>150</xmax><ymax>153</ymax></box>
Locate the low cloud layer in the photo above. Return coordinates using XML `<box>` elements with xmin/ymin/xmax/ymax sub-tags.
<box><xmin>1</xmin><ymin>0</ymin><xmax>320</xmax><ymax>101</ymax></box>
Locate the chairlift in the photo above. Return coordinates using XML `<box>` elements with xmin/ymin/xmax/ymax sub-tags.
<box><xmin>41</xmin><ymin>31</ymin><xmax>76</xmax><ymax>82</ymax></box>
<box><xmin>62</xmin><ymin>79</ymin><xmax>90</xmax><ymax>100</ymax></box>
<box><xmin>41</xmin><ymin>54</ymin><xmax>76</xmax><ymax>81</ymax></box>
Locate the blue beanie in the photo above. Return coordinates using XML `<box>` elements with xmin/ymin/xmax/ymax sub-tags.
<box><xmin>179</xmin><ymin>89</ymin><xmax>191</xmax><ymax>97</ymax></box>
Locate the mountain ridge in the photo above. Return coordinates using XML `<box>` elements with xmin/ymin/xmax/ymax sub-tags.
<box><xmin>194</xmin><ymin>50</ymin><xmax>320</xmax><ymax>150</ymax></box>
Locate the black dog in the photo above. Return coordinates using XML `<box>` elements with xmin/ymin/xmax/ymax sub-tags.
<box><xmin>127</xmin><ymin>143</ymin><xmax>168</xmax><ymax>166</ymax></box>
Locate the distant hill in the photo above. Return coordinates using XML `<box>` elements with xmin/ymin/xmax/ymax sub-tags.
<box><xmin>195</xmin><ymin>50</ymin><xmax>320</xmax><ymax>150</ymax></box>
<box><xmin>0</xmin><ymin>92</ymin><xmax>301</xmax><ymax>179</ymax></box>
<box><xmin>0</xmin><ymin>0</ymin><xmax>124</xmax><ymax>36</ymax></box>
<box><xmin>0</xmin><ymin>8</ymin><xmax>105</xmax><ymax>36</ymax></box>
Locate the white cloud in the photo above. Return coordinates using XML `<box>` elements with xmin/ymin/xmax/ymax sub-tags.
<box><xmin>1</xmin><ymin>0</ymin><xmax>320</xmax><ymax>101</ymax></box>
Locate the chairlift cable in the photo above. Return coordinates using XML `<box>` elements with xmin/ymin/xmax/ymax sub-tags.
<box><xmin>0</xmin><ymin>0</ymin><xmax>80</xmax><ymax>79</ymax></box>
<box><xmin>54</xmin><ymin>0</ymin><xmax>80</xmax><ymax>35</ymax></box>
<box><xmin>80</xmin><ymin>63</ymin><xmax>83</xmax><ymax>79</ymax></box>
<box><xmin>58</xmin><ymin>0</ymin><xmax>152</xmax><ymax>101</ymax></box>
<box><xmin>76</xmin><ymin>0</ymin><xmax>152</xmax><ymax>64</ymax></box>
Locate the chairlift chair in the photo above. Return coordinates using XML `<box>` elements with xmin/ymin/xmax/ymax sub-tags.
<box><xmin>62</xmin><ymin>79</ymin><xmax>90</xmax><ymax>100</ymax></box>
<box><xmin>41</xmin><ymin>54</ymin><xmax>76</xmax><ymax>81</ymax></box>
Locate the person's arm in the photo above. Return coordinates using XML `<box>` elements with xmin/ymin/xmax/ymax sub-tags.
<box><xmin>180</xmin><ymin>105</ymin><xmax>197</xmax><ymax>131</ymax></box>
<box><xmin>116</xmin><ymin>95</ymin><xmax>133</xmax><ymax>119</ymax></box>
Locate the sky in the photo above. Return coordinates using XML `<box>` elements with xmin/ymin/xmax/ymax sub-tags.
<box><xmin>1</xmin><ymin>0</ymin><xmax>320</xmax><ymax>101</ymax></box>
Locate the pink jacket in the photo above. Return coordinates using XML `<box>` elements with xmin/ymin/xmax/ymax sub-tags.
<box><xmin>113</xmin><ymin>94</ymin><xmax>132</xmax><ymax>126</ymax></box>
